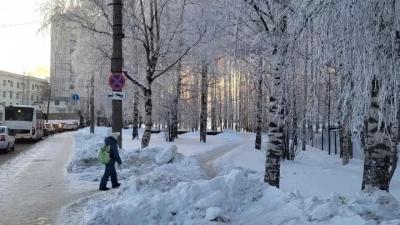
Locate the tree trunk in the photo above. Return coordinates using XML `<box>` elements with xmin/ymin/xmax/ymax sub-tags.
<box><xmin>388</xmin><ymin>95</ymin><xmax>400</xmax><ymax>184</ymax></box>
<box><xmin>362</xmin><ymin>79</ymin><xmax>393</xmax><ymax>191</ymax></box>
<box><xmin>211</xmin><ymin>75</ymin><xmax>217</xmax><ymax>131</ymax></box>
<box><xmin>200</xmin><ymin>62</ymin><xmax>208</xmax><ymax>143</ymax></box>
<box><xmin>302</xmin><ymin>31</ymin><xmax>309</xmax><ymax>151</ymax></box>
<box><xmin>90</xmin><ymin>74</ymin><xmax>95</xmax><ymax>134</ymax></box>
<box><xmin>340</xmin><ymin>121</ymin><xmax>352</xmax><ymax>165</ymax></box>
<box><xmin>132</xmin><ymin>90</ymin><xmax>139</xmax><ymax>139</ymax></box>
<box><xmin>141</xmin><ymin>88</ymin><xmax>153</xmax><ymax>148</ymax></box>
<box><xmin>228</xmin><ymin>66</ymin><xmax>234</xmax><ymax>129</ymax></box>
<box><xmin>264</xmin><ymin>1</ymin><xmax>289</xmax><ymax>187</ymax></box>
<box><xmin>171</xmin><ymin>62</ymin><xmax>182</xmax><ymax>141</ymax></box>
<box><xmin>255</xmin><ymin>74</ymin><xmax>263</xmax><ymax>150</ymax></box>
<box><xmin>224</xmin><ymin>71</ymin><xmax>228</xmax><ymax>130</ymax></box>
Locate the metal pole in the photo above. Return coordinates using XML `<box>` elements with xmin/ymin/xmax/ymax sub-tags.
<box><xmin>111</xmin><ymin>0</ymin><xmax>124</xmax><ymax>147</ymax></box>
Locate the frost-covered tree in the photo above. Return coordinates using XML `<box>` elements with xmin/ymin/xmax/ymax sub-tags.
<box><xmin>317</xmin><ymin>0</ymin><xmax>400</xmax><ymax>191</ymax></box>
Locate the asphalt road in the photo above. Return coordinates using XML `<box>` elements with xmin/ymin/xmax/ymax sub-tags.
<box><xmin>0</xmin><ymin>140</ymin><xmax>37</xmax><ymax>166</ymax></box>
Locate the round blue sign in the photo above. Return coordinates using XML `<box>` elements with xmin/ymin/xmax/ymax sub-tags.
<box><xmin>72</xmin><ymin>94</ymin><xmax>80</xmax><ymax>101</ymax></box>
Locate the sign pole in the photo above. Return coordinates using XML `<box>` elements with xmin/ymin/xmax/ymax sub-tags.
<box><xmin>111</xmin><ymin>0</ymin><xmax>124</xmax><ymax>147</ymax></box>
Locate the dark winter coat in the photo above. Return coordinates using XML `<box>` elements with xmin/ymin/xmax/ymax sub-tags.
<box><xmin>104</xmin><ymin>136</ymin><xmax>122</xmax><ymax>165</ymax></box>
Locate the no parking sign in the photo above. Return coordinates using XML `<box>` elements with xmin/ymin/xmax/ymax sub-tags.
<box><xmin>109</xmin><ymin>72</ymin><xmax>126</xmax><ymax>91</ymax></box>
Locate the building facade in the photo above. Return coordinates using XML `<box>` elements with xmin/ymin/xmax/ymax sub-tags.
<box><xmin>50</xmin><ymin>19</ymin><xmax>91</xmax><ymax>116</ymax></box>
<box><xmin>0</xmin><ymin>70</ymin><xmax>51</xmax><ymax>122</ymax></box>
<box><xmin>0</xmin><ymin>70</ymin><xmax>49</xmax><ymax>107</ymax></box>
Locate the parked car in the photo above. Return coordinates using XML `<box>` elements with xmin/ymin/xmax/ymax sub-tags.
<box><xmin>72</xmin><ymin>122</ymin><xmax>80</xmax><ymax>130</ymax></box>
<box><xmin>0</xmin><ymin>126</ymin><xmax>16</xmax><ymax>152</ymax></box>
<box><xmin>44</xmin><ymin>123</ymin><xmax>56</xmax><ymax>136</ymax></box>
<box><xmin>62</xmin><ymin>123</ymin><xmax>76</xmax><ymax>131</ymax></box>
<box><xmin>52</xmin><ymin>123</ymin><xmax>64</xmax><ymax>133</ymax></box>
<box><xmin>68</xmin><ymin>122</ymin><xmax>79</xmax><ymax>131</ymax></box>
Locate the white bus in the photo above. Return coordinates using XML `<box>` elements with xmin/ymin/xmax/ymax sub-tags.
<box><xmin>3</xmin><ymin>105</ymin><xmax>44</xmax><ymax>141</ymax></box>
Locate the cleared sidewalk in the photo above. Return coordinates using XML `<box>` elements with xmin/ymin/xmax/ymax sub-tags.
<box><xmin>0</xmin><ymin>132</ymin><xmax>95</xmax><ymax>225</ymax></box>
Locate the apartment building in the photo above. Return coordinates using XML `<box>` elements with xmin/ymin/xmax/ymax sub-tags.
<box><xmin>0</xmin><ymin>70</ymin><xmax>50</xmax><ymax>122</ymax></box>
<box><xmin>0</xmin><ymin>70</ymin><xmax>49</xmax><ymax>107</ymax></box>
<box><xmin>50</xmin><ymin>18</ymin><xmax>90</xmax><ymax>115</ymax></box>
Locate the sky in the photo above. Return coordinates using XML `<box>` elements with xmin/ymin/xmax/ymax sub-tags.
<box><xmin>0</xmin><ymin>0</ymin><xmax>50</xmax><ymax>79</ymax></box>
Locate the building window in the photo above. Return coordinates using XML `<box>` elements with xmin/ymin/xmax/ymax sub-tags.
<box><xmin>55</xmin><ymin>100</ymin><xmax>60</xmax><ymax>106</ymax></box>
<box><xmin>8</xmin><ymin>81</ymin><xmax>13</xmax><ymax>87</ymax></box>
<box><xmin>31</xmin><ymin>95</ymin><xmax>34</xmax><ymax>101</ymax></box>
<box><xmin>2</xmin><ymin>92</ymin><xmax>5</xmax><ymax>98</ymax></box>
<box><xmin>17</xmin><ymin>83</ymin><xmax>19</xmax><ymax>88</ymax></box>
<box><xmin>16</xmin><ymin>93</ymin><xmax>19</xmax><ymax>99</ymax></box>
<box><xmin>32</xmin><ymin>84</ymin><xmax>35</xmax><ymax>90</ymax></box>
<box><xmin>36</xmin><ymin>96</ymin><xmax>39</xmax><ymax>102</ymax></box>
<box><xmin>3</xmin><ymin>80</ymin><xmax>5</xmax><ymax>86</ymax></box>
<box><xmin>9</xmin><ymin>91</ymin><xmax>12</xmax><ymax>99</ymax></box>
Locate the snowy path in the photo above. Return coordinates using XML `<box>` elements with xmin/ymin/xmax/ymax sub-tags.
<box><xmin>196</xmin><ymin>141</ymin><xmax>244</xmax><ymax>178</ymax></box>
<box><xmin>0</xmin><ymin>132</ymin><xmax>95</xmax><ymax>225</ymax></box>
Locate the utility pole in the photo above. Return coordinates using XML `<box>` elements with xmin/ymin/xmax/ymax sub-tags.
<box><xmin>110</xmin><ymin>0</ymin><xmax>124</xmax><ymax>147</ymax></box>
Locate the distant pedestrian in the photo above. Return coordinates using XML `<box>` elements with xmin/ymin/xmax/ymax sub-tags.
<box><xmin>99</xmin><ymin>130</ymin><xmax>122</xmax><ymax>191</ymax></box>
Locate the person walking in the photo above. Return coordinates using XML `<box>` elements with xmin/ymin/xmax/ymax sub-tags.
<box><xmin>99</xmin><ymin>130</ymin><xmax>122</xmax><ymax>191</ymax></box>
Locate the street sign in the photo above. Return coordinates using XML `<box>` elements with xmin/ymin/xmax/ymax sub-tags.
<box><xmin>108</xmin><ymin>91</ymin><xmax>126</xmax><ymax>100</ymax></box>
<box><xmin>109</xmin><ymin>72</ymin><xmax>126</xmax><ymax>91</ymax></box>
<box><xmin>71</xmin><ymin>93</ymin><xmax>80</xmax><ymax>101</ymax></box>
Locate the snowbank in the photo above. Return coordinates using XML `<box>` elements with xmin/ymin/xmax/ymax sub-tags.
<box><xmin>68</xmin><ymin>127</ymin><xmax>190</xmax><ymax>182</ymax></box>
<box><xmin>78</xmin><ymin>167</ymin><xmax>400</xmax><ymax>225</ymax></box>
<box><xmin>66</xmin><ymin>127</ymin><xmax>400</xmax><ymax>225</ymax></box>
<box><xmin>233</xmin><ymin>188</ymin><xmax>400</xmax><ymax>225</ymax></box>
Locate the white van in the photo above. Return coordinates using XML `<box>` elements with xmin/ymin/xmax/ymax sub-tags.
<box><xmin>3</xmin><ymin>105</ymin><xmax>44</xmax><ymax>141</ymax></box>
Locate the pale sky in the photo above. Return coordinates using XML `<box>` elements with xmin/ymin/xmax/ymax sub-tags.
<box><xmin>0</xmin><ymin>0</ymin><xmax>50</xmax><ymax>78</ymax></box>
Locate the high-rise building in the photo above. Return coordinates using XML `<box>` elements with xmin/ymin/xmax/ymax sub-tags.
<box><xmin>50</xmin><ymin>19</ymin><xmax>85</xmax><ymax>115</ymax></box>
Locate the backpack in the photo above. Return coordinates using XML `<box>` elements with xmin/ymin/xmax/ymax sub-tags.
<box><xmin>98</xmin><ymin>145</ymin><xmax>111</xmax><ymax>164</ymax></box>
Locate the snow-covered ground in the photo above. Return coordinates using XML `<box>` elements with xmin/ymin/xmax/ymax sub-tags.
<box><xmin>62</xmin><ymin>127</ymin><xmax>400</xmax><ymax>225</ymax></box>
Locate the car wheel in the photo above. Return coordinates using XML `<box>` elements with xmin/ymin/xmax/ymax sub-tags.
<box><xmin>11</xmin><ymin>145</ymin><xmax>15</xmax><ymax>151</ymax></box>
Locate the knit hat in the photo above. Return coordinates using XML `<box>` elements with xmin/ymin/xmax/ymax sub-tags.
<box><xmin>106</xmin><ymin>129</ymin><xmax>120</xmax><ymax>140</ymax></box>
<box><xmin>111</xmin><ymin>132</ymin><xmax>120</xmax><ymax>140</ymax></box>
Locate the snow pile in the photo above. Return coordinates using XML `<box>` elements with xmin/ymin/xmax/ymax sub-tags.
<box><xmin>68</xmin><ymin>129</ymin><xmax>107</xmax><ymax>170</ymax></box>
<box><xmin>66</xmin><ymin>128</ymin><xmax>400</xmax><ymax>225</ymax></box>
<box><xmin>67</xmin><ymin>128</ymin><xmax>108</xmax><ymax>181</ymax></box>
<box><xmin>84</xmin><ymin>169</ymin><xmax>264</xmax><ymax>225</ymax></box>
<box><xmin>230</xmin><ymin>187</ymin><xmax>400</xmax><ymax>225</ymax></box>
<box><xmin>75</xmin><ymin>165</ymin><xmax>400</xmax><ymax>225</ymax></box>
<box><xmin>155</xmin><ymin>145</ymin><xmax>178</xmax><ymax>164</ymax></box>
<box><xmin>68</xmin><ymin>128</ymin><xmax>188</xmax><ymax>182</ymax></box>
